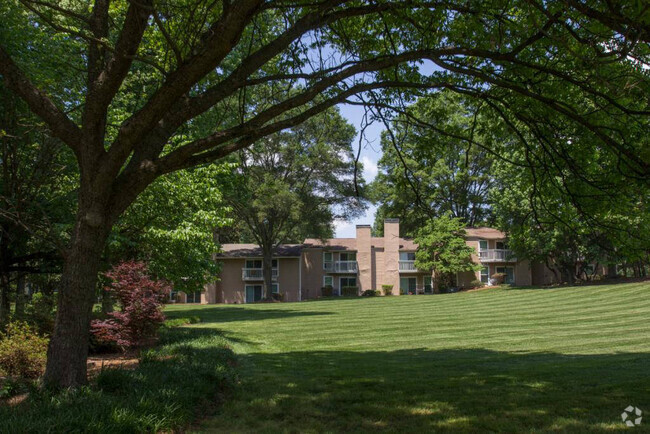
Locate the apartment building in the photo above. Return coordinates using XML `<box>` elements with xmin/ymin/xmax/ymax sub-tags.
<box><xmin>201</xmin><ymin>218</ymin><xmax>545</xmax><ymax>304</ymax></box>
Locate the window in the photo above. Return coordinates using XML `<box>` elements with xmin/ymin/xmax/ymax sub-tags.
<box><xmin>245</xmin><ymin>285</ymin><xmax>263</xmax><ymax>303</ymax></box>
<box><xmin>245</xmin><ymin>259</ymin><xmax>262</xmax><ymax>269</ymax></box>
<box><xmin>340</xmin><ymin>252</ymin><xmax>356</xmax><ymax>261</ymax></box>
<box><xmin>480</xmin><ymin>266</ymin><xmax>489</xmax><ymax>283</ymax></box>
<box><xmin>186</xmin><ymin>290</ymin><xmax>202</xmax><ymax>303</ymax></box>
<box><xmin>340</xmin><ymin>277</ymin><xmax>357</xmax><ymax>288</ymax></box>
<box><xmin>479</xmin><ymin>240</ymin><xmax>488</xmax><ymax>251</ymax></box>
<box><xmin>496</xmin><ymin>241</ymin><xmax>508</xmax><ymax>250</ymax></box>
<box><xmin>424</xmin><ymin>276</ymin><xmax>433</xmax><ymax>294</ymax></box>
<box><xmin>400</xmin><ymin>277</ymin><xmax>417</xmax><ymax>294</ymax></box>
<box><xmin>323</xmin><ymin>276</ymin><xmax>333</xmax><ymax>287</ymax></box>
<box><xmin>271</xmin><ymin>259</ymin><xmax>278</xmax><ymax>268</ymax></box>
<box><xmin>323</xmin><ymin>252</ymin><xmax>333</xmax><ymax>270</ymax></box>
<box><xmin>271</xmin><ymin>283</ymin><xmax>279</xmax><ymax>293</ymax></box>
<box><xmin>399</xmin><ymin>252</ymin><xmax>416</xmax><ymax>261</ymax></box>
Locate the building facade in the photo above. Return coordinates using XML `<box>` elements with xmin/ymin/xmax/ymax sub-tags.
<box><xmin>199</xmin><ymin>219</ymin><xmax>558</xmax><ymax>304</ymax></box>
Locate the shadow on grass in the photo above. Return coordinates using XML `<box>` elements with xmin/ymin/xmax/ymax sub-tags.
<box><xmin>0</xmin><ymin>326</ymin><xmax>238</xmax><ymax>433</ymax></box>
<box><xmin>202</xmin><ymin>347</ymin><xmax>650</xmax><ymax>432</ymax></box>
<box><xmin>165</xmin><ymin>305</ymin><xmax>333</xmax><ymax>323</ymax></box>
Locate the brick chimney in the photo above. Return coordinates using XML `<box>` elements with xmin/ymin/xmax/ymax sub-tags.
<box><xmin>383</xmin><ymin>219</ymin><xmax>400</xmax><ymax>294</ymax></box>
<box><xmin>356</xmin><ymin>224</ymin><xmax>372</xmax><ymax>293</ymax></box>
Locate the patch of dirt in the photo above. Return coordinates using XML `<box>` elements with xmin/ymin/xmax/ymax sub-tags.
<box><xmin>5</xmin><ymin>392</ymin><xmax>28</xmax><ymax>407</ymax></box>
<box><xmin>87</xmin><ymin>349</ymin><xmax>141</xmax><ymax>378</ymax></box>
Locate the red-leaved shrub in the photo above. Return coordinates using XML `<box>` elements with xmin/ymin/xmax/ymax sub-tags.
<box><xmin>91</xmin><ymin>261</ymin><xmax>170</xmax><ymax>349</ymax></box>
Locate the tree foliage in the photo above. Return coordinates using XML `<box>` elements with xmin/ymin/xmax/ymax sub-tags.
<box><xmin>414</xmin><ymin>215</ymin><xmax>480</xmax><ymax>290</ymax></box>
<box><xmin>371</xmin><ymin>91</ymin><xmax>495</xmax><ymax>236</ymax></box>
<box><xmin>110</xmin><ymin>164</ymin><xmax>231</xmax><ymax>293</ymax></box>
<box><xmin>91</xmin><ymin>262</ymin><xmax>169</xmax><ymax>350</ymax></box>
<box><xmin>220</xmin><ymin>108</ymin><xmax>363</xmax><ymax>298</ymax></box>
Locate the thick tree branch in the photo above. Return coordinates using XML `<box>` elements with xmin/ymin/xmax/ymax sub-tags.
<box><xmin>0</xmin><ymin>46</ymin><xmax>82</xmax><ymax>151</ymax></box>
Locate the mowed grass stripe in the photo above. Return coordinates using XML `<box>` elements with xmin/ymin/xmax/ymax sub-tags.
<box><xmin>163</xmin><ymin>281</ymin><xmax>650</xmax><ymax>432</ymax></box>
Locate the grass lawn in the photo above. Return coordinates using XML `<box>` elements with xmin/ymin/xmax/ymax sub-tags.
<box><xmin>0</xmin><ymin>320</ymin><xmax>238</xmax><ymax>433</ymax></box>
<box><xmin>165</xmin><ymin>281</ymin><xmax>650</xmax><ymax>433</ymax></box>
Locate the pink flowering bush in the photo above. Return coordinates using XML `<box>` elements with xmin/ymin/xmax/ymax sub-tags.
<box><xmin>91</xmin><ymin>261</ymin><xmax>170</xmax><ymax>350</ymax></box>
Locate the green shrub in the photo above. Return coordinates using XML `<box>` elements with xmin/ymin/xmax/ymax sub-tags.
<box><xmin>0</xmin><ymin>322</ymin><xmax>49</xmax><ymax>379</ymax></box>
<box><xmin>381</xmin><ymin>284</ymin><xmax>394</xmax><ymax>296</ymax></box>
<box><xmin>321</xmin><ymin>285</ymin><xmax>334</xmax><ymax>297</ymax></box>
<box><xmin>163</xmin><ymin>316</ymin><xmax>201</xmax><ymax>328</ymax></box>
<box><xmin>341</xmin><ymin>286</ymin><xmax>359</xmax><ymax>297</ymax></box>
<box><xmin>361</xmin><ymin>290</ymin><xmax>381</xmax><ymax>297</ymax></box>
<box><xmin>469</xmin><ymin>279</ymin><xmax>485</xmax><ymax>288</ymax></box>
<box><xmin>25</xmin><ymin>292</ymin><xmax>56</xmax><ymax>335</ymax></box>
<box><xmin>0</xmin><ymin>327</ymin><xmax>238</xmax><ymax>432</ymax></box>
<box><xmin>491</xmin><ymin>273</ymin><xmax>506</xmax><ymax>284</ymax></box>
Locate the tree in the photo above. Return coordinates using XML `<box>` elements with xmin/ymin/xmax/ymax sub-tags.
<box><xmin>109</xmin><ymin>163</ymin><xmax>231</xmax><ymax>297</ymax></box>
<box><xmin>0</xmin><ymin>85</ymin><xmax>77</xmax><ymax>324</ymax></box>
<box><xmin>91</xmin><ymin>261</ymin><xmax>169</xmax><ymax>350</ymax></box>
<box><xmin>371</xmin><ymin>91</ymin><xmax>494</xmax><ymax>236</ymax></box>
<box><xmin>414</xmin><ymin>215</ymin><xmax>480</xmax><ymax>291</ymax></box>
<box><xmin>490</xmin><ymin>141</ymin><xmax>650</xmax><ymax>284</ymax></box>
<box><xmin>221</xmin><ymin>109</ymin><xmax>362</xmax><ymax>299</ymax></box>
<box><xmin>1</xmin><ymin>0</ymin><xmax>648</xmax><ymax>388</ymax></box>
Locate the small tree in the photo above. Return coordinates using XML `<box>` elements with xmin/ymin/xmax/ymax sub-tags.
<box><xmin>414</xmin><ymin>215</ymin><xmax>480</xmax><ymax>291</ymax></box>
<box><xmin>91</xmin><ymin>262</ymin><xmax>169</xmax><ymax>350</ymax></box>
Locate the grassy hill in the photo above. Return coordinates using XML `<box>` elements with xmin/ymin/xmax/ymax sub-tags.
<box><xmin>166</xmin><ymin>281</ymin><xmax>650</xmax><ymax>432</ymax></box>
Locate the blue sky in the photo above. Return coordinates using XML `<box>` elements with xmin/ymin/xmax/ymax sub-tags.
<box><xmin>334</xmin><ymin>103</ymin><xmax>384</xmax><ymax>237</ymax></box>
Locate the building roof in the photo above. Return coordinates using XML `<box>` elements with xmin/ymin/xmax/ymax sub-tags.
<box><xmin>218</xmin><ymin>244</ymin><xmax>303</xmax><ymax>258</ymax></box>
<box><xmin>464</xmin><ymin>227</ymin><xmax>507</xmax><ymax>239</ymax></box>
<box><xmin>217</xmin><ymin>227</ymin><xmax>504</xmax><ymax>258</ymax></box>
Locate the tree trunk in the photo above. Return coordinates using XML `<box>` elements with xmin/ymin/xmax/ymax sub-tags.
<box><xmin>43</xmin><ymin>206</ymin><xmax>111</xmax><ymax>389</ymax></box>
<box><xmin>14</xmin><ymin>274</ymin><xmax>25</xmax><ymax>319</ymax></box>
<box><xmin>0</xmin><ymin>272</ymin><xmax>10</xmax><ymax>325</ymax></box>
<box><xmin>607</xmin><ymin>264</ymin><xmax>617</xmax><ymax>279</ymax></box>
<box><xmin>262</xmin><ymin>244</ymin><xmax>273</xmax><ymax>300</ymax></box>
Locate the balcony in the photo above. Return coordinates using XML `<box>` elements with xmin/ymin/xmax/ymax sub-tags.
<box><xmin>242</xmin><ymin>268</ymin><xmax>278</xmax><ymax>280</ymax></box>
<box><xmin>478</xmin><ymin>249</ymin><xmax>516</xmax><ymax>262</ymax></box>
<box><xmin>323</xmin><ymin>261</ymin><xmax>358</xmax><ymax>273</ymax></box>
<box><xmin>398</xmin><ymin>260</ymin><xmax>418</xmax><ymax>272</ymax></box>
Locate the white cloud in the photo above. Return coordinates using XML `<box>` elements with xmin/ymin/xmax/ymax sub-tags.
<box><xmin>361</xmin><ymin>155</ymin><xmax>378</xmax><ymax>182</ymax></box>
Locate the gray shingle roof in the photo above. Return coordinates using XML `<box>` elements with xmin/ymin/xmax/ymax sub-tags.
<box><xmin>218</xmin><ymin>244</ymin><xmax>304</xmax><ymax>258</ymax></box>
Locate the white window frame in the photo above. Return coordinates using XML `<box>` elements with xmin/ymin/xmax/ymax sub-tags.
<box><xmin>339</xmin><ymin>276</ymin><xmax>357</xmax><ymax>288</ymax></box>
<box><xmin>424</xmin><ymin>276</ymin><xmax>432</xmax><ymax>293</ymax></box>
<box><xmin>323</xmin><ymin>252</ymin><xmax>333</xmax><ymax>262</ymax></box>
<box><xmin>323</xmin><ymin>275</ymin><xmax>333</xmax><ymax>287</ymax></box>
<box><xmin>271</xmin><ymin>282</ymin><xmax>280</xmax><ymax>293</ymax></box>
<box><xmin>479</xmin><ymin>240</ymin><xmax>488</xmax><ymax>251</ymax></box>
<box><xmin>480</xmin><ymin>266</ymin><xmax>490</xmax><ymax>283</ymax></box>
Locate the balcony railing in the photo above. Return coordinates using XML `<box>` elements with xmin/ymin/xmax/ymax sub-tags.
<box><xmin>323</xmin><ymin>261</ymin><xmax>358</xmax><ymax>273</ymax></box>
<box><xmin>478</xmin><ymin>249</ymin><xmax>516</xmax><ymax>262</ymax></box>
<box><xmin>399</xmin><ymin>260</ymin><xmax>418</xmax><ymax>271</ymax></box>
<box><xmin>242</xmin><ymin>268</ymin><xmax>278</xmax><ymax>280</ymax></box>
